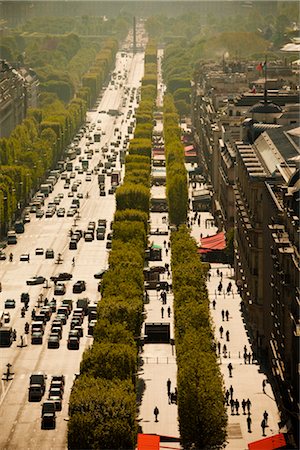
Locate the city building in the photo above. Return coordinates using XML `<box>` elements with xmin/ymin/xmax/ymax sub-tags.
<box><xmin>233</xmin><ymin>124</ymin><xmax>299</xmax><ymax>436</ymax></box>
<box><xmin>0</xmin><ymin>60</ymin><xmax>39</xmax><ymax>138</ymax></box>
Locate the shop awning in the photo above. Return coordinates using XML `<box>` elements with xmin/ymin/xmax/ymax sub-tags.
<box><xmin>198</xmin><ymin>232</ymin><xmax>226</xmax><ymax>253</ymax></box>
<box><xmin>137</xmin><ymin>434</ymin><xmax>160</xmax><ymax>450</ymax></box>
<box><xmin>184</xmin><ymin>145</ymin><xmax>197</xmax><ymax>157</ymax></box>
<box><xmin>248</xmin><ymin>433</ymin><xmax>287</xmax><ymax>450</ymax></box>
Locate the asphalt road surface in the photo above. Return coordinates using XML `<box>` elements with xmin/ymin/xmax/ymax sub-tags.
<box><xmin>0</xmin><ymin>37</ymin><xmax>146</xmax><ymax>449</ymax></box>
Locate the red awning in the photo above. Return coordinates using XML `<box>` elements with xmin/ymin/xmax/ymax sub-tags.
<box><xmin>248</xmin><ymin>433</ymin><xmax>286</xmax><ymax>450</ymax></box>
<box><xmin>152</xmin><ymin>148</ymin><xmax>165</xmax><ymax>156</ymax></box>
<box><xmin>198</xmin><ymin>232</ymin><xmax>226</xmax><ymax>253</ymax></box>
<box><xmin>184</xmin><ymin>145</ymin><xmax>196</xmax><ymax>157</ymax></box>
<box><xmin>137</xmin><ymin>434</ymin><xmax>160</xmax><ymax>450</ymax></box>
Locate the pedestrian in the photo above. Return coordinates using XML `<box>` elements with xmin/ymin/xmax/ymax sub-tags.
<box><xmin>229</xmin><ymin>385</ymin><xmax>234</xmax><ymax>400</ymax></box>
<box><xmin>228</xmin><ymin>363</ymin><xmax>233</xmax><ymax>377</ymax></box>
<box><xmin>230</xmin><ymin>398</ymin><xmax>235</xmax><ymax>415</ymax></box>
<box><xmin>246</xmin><ymin>398</ymin><xmax>251</xmax><ymax>413</ymax></box>
<box><xmin>168</xmin><ymin>241</ymin><xmax>170</xmax><ymax>249</ymax></box>
<box><xmin>242</xmin><ymin>399</ymin><xmax>246</xmax><ymax>415</ymax></box>
<box><xmin>167</xmin><ymin>378</ymin><xmax>171</xmax><ymax>395</ymax></box>
<box><xmin>244</xmin><ymin>345</ymin><xmax>247</xmax><ymax>353</ymax></box>
<box><xmin>212</xmin><ymin>299</ymin><xmax>216</xmax><ymax>309</ymax></box>
<box><xmin>163</xmin><ymin>240</ymin><xmax>166</xmax><ymax>248</ymax></box>
<box><xmin>161</xmin><ymin>306</ymin><xmax>164</xmax><ymax>319</ymax></box>
<box><xmin>221</xmin><ymin>309</ymin><xmax>225</xmax><ymax>321</ymax></box>
<box><xmin>243</xmin><ymin>351</ymin><xmax>247</xmax><ymax>364</ymax></box>
<box><xmin>263</xmin><ymin>410</ymin><xmax>268</xmax><ymax>425</ymax></box>
<box><xmin>167</xmin><ymin>306</ymin><xmax>171</xmax><ymax>318</ymax></box>
<box><xmin>20</xmin><ymin>335</ymin><xmax>24</xmax><ymax>347</ymax></box>
<box><xmin>220</xmin><ymin>271</ymin><xmax>223</xmax><ymax>278</ymax></box>
<box><xmin>225</xmin><ymin>390</ymin><xmax>229</xmax><ymax>405</ymax></box>
<box><xmin>207</xmin><ymin>271</ymin><xmax>211</xmax><ymax>281</ymax></box>
<box><xmin>226</xmin><ymin>330</ymin><xmax>230</xmax><ymax>342</ymax></box>
<box><xmin>166</xmin><ymin>248</ymin><xmax>168</xmax><ymax>256</ymax></box>
<box><xmin>218</xmin><ymin>282</ymin><xmax>222</xmax><ymax>294</ymax></box>
<box><xmin>247</xmin><ymin>414</ymin><xmax>252</xmax><ymax>433</ymax></box>
<box><xmin>197</xmin><ymin>217</ymin><xmax>200</xmax><ymax>226</ymax></box>
<box><xmin>223</xmin><ymin>344</ymin><xmax>227</xmax><ymax>357</ymax></box>
<box><xmin>227</xmin><ymin>281</ymin><xmax>232</xmax><ymax>294</ymax></box>
<box><xmin>219</xmin><ymin>325</ymin><xmax>224</xmax><ymax>338</ymax></box>
<box><xmin>217</xmin><ymin>341</ymin><xmax>221</xmax><ymax>355</ymax></box>
<box><xmin>31</xmin><ymin>309</ymin><xmax>36</xmax><ymax>320</ymax></box>
<box><xmin>225</xmin><ymin>310</ymin><xmax>229</xmax><ymax>321</ymax></box>
<box><xmin>247</xmin><ymin>352</ymin><xmax>251</xmax><ymax>364</ymax></box>
<box><xmin>262</xmin><ymin>379</ymin><xmax>267</xmax><ymax>393</ymax></box>
<box><xmin>154</xmin><ymin>406</ymin><xmax>159</xmax><ymax>422</ymax></box>
<box><xmin>13</xmin><ymin>329</ymin><xmax>17</xmax><ymax>341</ymax></box>
<box><xmin>261</xmin><ymin>419</ymin><xmax>266</xmax><ymax>436</ymax></box>
<box><xmin>216</xmin><ymin>268</ymin><xmax>220</xmax><ymax>277</ymax></box>
<box><xmin>235</xmin><ymin>399</ymin><xmax>240</xmax><ymax>415</ymax></box>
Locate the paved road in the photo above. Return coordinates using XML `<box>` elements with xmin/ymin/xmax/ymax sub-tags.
<box><xmin>0</xmin><ymin>39</ymin><xmax>146</xmax><ymax>449</ymax></box>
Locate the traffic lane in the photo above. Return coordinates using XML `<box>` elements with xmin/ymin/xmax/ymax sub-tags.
<box><xmin>0</xmin><ymin>320</ymin><xmax>91</xmax><ymax>450</ymax></box>
<box><xmin>0</xmin><ymin>48</ymin><xmax>144</xmax><ymax>446</ymax></box>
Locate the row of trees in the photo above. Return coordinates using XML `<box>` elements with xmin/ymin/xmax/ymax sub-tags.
<box><xmin>0</xmin><ymin>37</ymin><xmax>118</xmax><ymax>236</ymax></box>
<box><xmin>68</xmin><ymin>40</ymin><xmax>158</xmax><ymax>449</ymax></box>
<box><xmin>171</xmin><ymin>226</ymin><xmax>227</xmax><ymax>449</ymax></box>
<box><xmin>163</xmin><ymin>94</ymin><xmax>188</xmax><ymax>227</ymax></box>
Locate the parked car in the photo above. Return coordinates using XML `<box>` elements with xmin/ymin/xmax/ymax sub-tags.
<box><xmin>26</xmin><ymin>276</ymin><xmax>46</xmax><ymax>286</ymax></box>
<box><xmin>94</xmin><ymin>269</ymin><xmax>107</xmax><ymax>279</ymax></box>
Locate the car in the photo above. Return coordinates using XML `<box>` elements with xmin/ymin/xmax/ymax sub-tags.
<box><xmin>48</xmin><ymin>395</ymin><xmax>62</xmax><ymax>411</ymax></box>
<box><xmin>36</xmin><ymin>209</ymin><xmax>44</xmax><ymax>218</ymax></box>
<box><xmin>45</xmin><ymin>208</ymin><xmax>55</xmax><ymax>218</ymax></box>
<box><xmin>78</xmin><ymin>168</ymin><xmax>83</xmax><ymax>174</ymax></box>
<box><xmin>94</xmin><ymin>269</ymin><xmax>107</xmax><ymax>279</ymax></box>
<box><xmin>0</xmin><ymin>251</ymin><xmax>7</xmax><ymax>260</ymax></box>
<box><xmin>47</xmin><ymin>335</ymin><xmax>60</xmax><ymax>349</ymax></box>
<box><xmin>49</xmin><ymin>299</ymin><xmax>57</xmax><ymax>312</ymax></box>
<box><xmin>48</xmin><ymin>387</ymin><xmax>63</xmax><ymax>400</ymax></box>
<box><xmin>54</xmin><ymin>283</ymin><xmax>66</xmax><ymax>296</ymax></box>
<box><xmin>57</xmin><ymin>208</ymin><xmax>65</xmax><ymax>217</ymax></box>
<box><xmin>70</xmin><ymin>172</ymin><xmax>76</xmax><ymax>179</ymax></box>
<box><xmin>68</xmin><ymin>191</ymin><xmax>74</xmax><ymax>197</ymax></box>
<box><xmin>53</xmin><ymin>197</ymin><xmax>61</xmax><ymax>205</ymax></box>
<box><xmin>45</xmin><ymin>249</ymin><xmax>54</xmax><ymax>259</ymax></box>
<box><xmin>35</xmin><ymin>248</ymin><xmax>44</xmax><ymax>255</ymax></box>
<box><xmin>85</xmin><ymin>175</ymin><xmax>92</xmax><ymax>181</ymax></box>
<box><xmin>24</xmin><ymin>214</ymin><xmax>31</xmax><ymax>223</ymax></box>
<box><xmin>106</xmin><ymin>241</ymin><xmax>112</xmax><ymax>249</ymax></box>
<box><xmin>3</xmin><ymin>312</ymin><xmax>10</xmax><ymax>323</ymax></box>
<box><xmin>77</xmin><ymin>192</ymin><xmax>83</xmax><ymax>199</ymax></box>
<box><xmin>100</xmin><ymin>190</ymin><xmax>106</xmax><ymax>196</ymax></box>
<box><xmin>88</xmin><ymin>319</ymin><xmax>97</xmax><ymax>336</ymax></box>
<box><xmin>69</xmin><ymin>240</ymin><xmax>77</xmax><ymax>250</ymax></box>
<box><xmin>58</xmin><ymin>193</ymin><xmax>64</xmax><ymax>199</ymax></box>
<box><xmin>4</xmin><ymin>299</ymin><xmax>16</xmax><ymax>308</ymax></box>
<box><xmin>84</xmin><ymin>232</ymin><xmax>94</xmax><ymax>242</ymax></box>
<box><xmin>51</xmin><ymin>327</ymin><xmax>62</xmax><ymax>339</ymax></box>
<box><xmin>67</xmin><ymin>336</ymin><xmax>79</xmax><ymax>350</ymax></box>
<box><xmin>64</xmin><ymin>183</ymin><xmax>69</xmax><ymax>189</ymax></box>
<box><xmin>26</xmin><ymin>276</ymin><xmax>46</xmax><ymax>285</ymax></box>
<box><xmin>20</xmin><ymin>253</ymin><xmax>30</xmax><ymax>262</ymax></box>
<box><xmin>31</xmin><ymin>331</ymin><xmax>43</xmax><ymax>345</ymax></box>
<box><xmin>51</xmin><ymin>374</ymin><xmax>65</xmax><ymax>386</ymax></box>
<box><xmin>67</xmin><ymin>209</ymin><xmax>76</xmax><ymax>217</ymax></box>
<box><xmin>56</xmin><ymin>314</ymin><xmax>67</xmax><ymax>325</ymax></box>
<box><xmin>50</xmin><ymin>272</ymin><xmax>72</xmax><ymax>282</ymax></box>
<box><xmin>73</xmin><ymin>280</ymin><xmax>86</xmax><ymax>294</ymax></box>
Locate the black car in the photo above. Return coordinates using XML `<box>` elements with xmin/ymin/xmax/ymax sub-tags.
<box><xmin>50</xmin><ymin>272</ymin><xmax>72</xmax><ymax>282</ymax></box>
<box><xmin>94</xmin><ymin>269</ymin><xmax>107</xmax><ymax>279</ymax></box>
<box><xmin>73</xmin><ymin>280</ymin><xmax>86</xmax><ymax>293</ymax></box>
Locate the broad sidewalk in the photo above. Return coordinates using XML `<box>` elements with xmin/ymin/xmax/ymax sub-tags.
<box><xmin>138</xmin><ymin>215</ymin><xmax>180</xmax><ymax>444</ymax></box>
<box><xmin>188</xmin><ymin>204</ymin><xmax>281</xmax><ymax>449</ymax></box>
